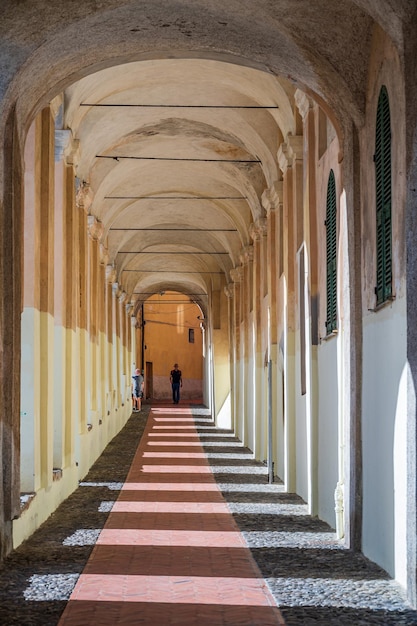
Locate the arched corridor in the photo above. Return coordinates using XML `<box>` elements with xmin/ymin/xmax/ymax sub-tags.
<box><xmin>1</xmin><ymin>0</ymin><xmax>417</xmax><ymax>617</ymax></box>
<box><xmin>1</xmin><ymin>403</ymin><xmax>416</xmax><ymax>625</ymax></box>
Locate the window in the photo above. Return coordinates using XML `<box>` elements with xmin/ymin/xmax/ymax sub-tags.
<box><xmin>375</xmin><ymin>86</ymin><xmax>392</xmax><ymax>305</ymax></box>
<box><xmin>188</xmin><ymin>328</ymin><xmax>194</xmax><ymax>343</ymax></box>
<box><xmin>325</xmin><ymin>169</ymin><xmax>337</xmax><ymax>334</ymax></box>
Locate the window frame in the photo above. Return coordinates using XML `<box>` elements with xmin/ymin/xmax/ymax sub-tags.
<box><xmin>325</xmin><ymin>169</ymin><xmax>337</xmax><ymax>335</ymax></box>
<box><xmin>374</xmin><ymin>85</ymin><xmax>393</xmax><ymax>307</ymax></box>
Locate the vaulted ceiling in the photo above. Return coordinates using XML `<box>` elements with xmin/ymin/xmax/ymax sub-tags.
<box><xmin>63</xmin><ymin>59</ymin><xmax>296</xmax><ymax>313</ymax></box>
<box><xmin>1</xmin><ymin>0</ymin><xmax>415</xmax><ymax>315</ymax></box>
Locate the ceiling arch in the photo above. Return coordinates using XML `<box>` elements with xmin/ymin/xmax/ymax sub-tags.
<box><xmin>1</xmin><ymin>0</ymin><xmax>412</xmax><ymax>316</ymax></box>
<box><xmin>62</xmin><ymin>57</ymin><xmax>290</xmax><ymax>305</ymax></box>
<box><xmin>3</xmin><ymin>0</ymin><xmax>402</xmax><ymax>139</ymax></box>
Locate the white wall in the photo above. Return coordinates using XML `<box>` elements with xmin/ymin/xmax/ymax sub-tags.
<box><xmin>295</xmin><ymin>332</ymin><xmax>308</xmax><ymax>502</ymax></box>
<box><xmin>362</xmin><ymin>296</ymin><xmax>407</xmax><ymax>581</ymax></box>
<box><xmin>317</xmin><ymin>338</ymin><xmax>339</xmax><ymax>528</ymax></box>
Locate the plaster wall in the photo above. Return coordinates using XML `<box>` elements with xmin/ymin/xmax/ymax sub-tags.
<box><xmin>295</xmin><ymin>330</ymin><xmax>308</xmax><ymax>503</ymax></box>
<box><xmin>20</xmin><ymin>307</ymin><xmax>40</xmax><ymax>493</ymax></box>
<box><xmin>212</xmin><ymin>325</ymin><xmax>232</xmax><ymax>428</ymax></box>
<box><xmin>12</xmin><ymin>465</ymin><xmax>79</xmax><ymax>549</ymax></box>
<box><xmin>359</xmin><ymin>24</ymin><xmax>408</xmax><ymax>582</ymax></box>
<box><xmin>247</xmin><ymin>314</ymin><xmax>256</xmax><ymax>454</ymax></box>
<box><xmin>18</xmin><ymin>310</ymin><xmax>133</xmax><ymax>547</ymax></box>
<box><xmin>236</xmin><ymin>321</ymin><xmax>246</xmax><ymax>445</ymax></box>
<box><xmin>258</xmin><ymin>295</ymin><xmax>271</xmax><ymax>464</ymax></box>
<box><xmin>362</xmin><ymin>297</ymin><xmax>407</xmax><ymax>581</ymax></box>
<box><xmin>141</xmin><ymin>293</ymin><xmax>204</xmax><ymax>400</ymax></box>
<box><xmin>317</xmin><ymin>338</ymin><xmax>339</xmax><ymax>528</ymax></box>
<box><xmin>361</xmin><ymin>26</ymin><xmax>406</xmax><ymax>311</ymax></box>
<box><xmin>53</xmin><ymin>325</ymin><xmax>65</xmax><ymax>469</ymax></box>
<box><xmin>273</xmin><ymin>343</ymin><xmax>285</xmax><ymax>482</ymax></box>
<box><xmin>284</xmin><ymin>330</ymin><xmax>296</xmax><ymax>492</ymax></box>
<box><xmin>152</xmin><ymin>376</ymin><xmax>203</xmax><ymax>400</ymax></box>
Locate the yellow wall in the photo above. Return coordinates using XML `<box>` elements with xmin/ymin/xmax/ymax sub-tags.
<box><xmin>140</xmin><ymin>292</ymin><xmax>203</xmax><ymax>400</ymax></box>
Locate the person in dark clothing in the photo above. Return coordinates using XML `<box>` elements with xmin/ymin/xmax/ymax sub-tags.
<box><xmin>170</xmin><ymin>363</ymin><xmax>182</xmax><ymax>404</ymax></box>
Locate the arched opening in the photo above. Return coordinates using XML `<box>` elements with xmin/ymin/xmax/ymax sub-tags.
<box><xmin>1</xmin><ymin>0</ymin><xmax>416</xmax><ymax>609</ymax></box>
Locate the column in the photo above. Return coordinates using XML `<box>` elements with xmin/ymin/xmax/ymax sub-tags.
<box><xmin>55</xmin><ymin>125</ymin><xmax>78</xmax><ymax>471</ymax></box>
<box><xmin>229</xmin><ymin>267</ymin><xmax>243</xmax><ymax>441</ymax></box>
<box><xmin>278</xmin><ymin>136</ymin><xmax>303</xmax><ymax>493</ymax></box>
<box><xmin>262</xmin><ymin>182</ymin><xmax>285</xmax><ymax>481</ymax></box>
<box><xmin>295</xmin><ymin>89</ymin><xmax>320</xmax><ymax>515</ymax></box>
<box><xmin>249</xmin><ymin>220</ymin><xmax>268</xmax><ymax>460</ymax></box>
<box><xmin>239</xmin><ymin>246</ymin><xmax>254</xmax><ymax>451</ymax></box>
<box><xmin>76</xmin><ymin>199</ymin><xmax>88</xmax><ymax>434</ymax></box>
<box><xmin>106</xmin><ymin>265</ymin><xmax>116</xmax><ymax>416</ymax></box>
<box><xmin>37</xmin><ymin>108</ymin><xmax>55</xmax><ymax>489</ymax></box>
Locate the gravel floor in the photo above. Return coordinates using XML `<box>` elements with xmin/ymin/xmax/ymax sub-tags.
<box><xmin>0</xmin><ymin>406</ymin><xmax>416</xmax><ymax>625</ymax></box>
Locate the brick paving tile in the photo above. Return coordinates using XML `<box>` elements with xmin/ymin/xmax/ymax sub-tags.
<box><xmin>58</xmin><ymin>406</ymin><xmax>285</xmax><ymax>626</ymax></box>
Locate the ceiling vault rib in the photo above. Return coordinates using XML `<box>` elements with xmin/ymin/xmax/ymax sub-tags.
<box><xmin>97</xmin><ymin>156</ymin><xmax>260</xmax><ymax>163</ymax></box>
<box><xmin>81</xmin><ymin>103</ymin><xmax>278</xmax><ymax>109</ymax></box>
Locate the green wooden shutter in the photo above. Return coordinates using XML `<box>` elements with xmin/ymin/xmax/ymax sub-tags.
<box><xmin>326</xmin><ymin>170</ymin><xmax>337</xmax><ymax>333</ymax></box>
<box><xmin>375</xmin><ymin>86</ymin><xmax>392</xmax><ymax>305</ymax></box>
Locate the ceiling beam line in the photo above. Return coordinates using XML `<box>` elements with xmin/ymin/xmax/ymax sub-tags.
<box><xmin>81</xmin><ymin>103</ymin><xmax>278</xmax><ymax>109</ymax></box>
<box><xmin>96</xmin><ymin>155</ymin><xmax>260</xmax><ymax>163</ymax></box>
<box><xmin>119</xmin><ymin>251</ymin><xmax>229</xmax><ymax>255</ymax></box>
<box><xmin>105</xmin><ymin>196</ymin><xmax>246</xmax><ymax>199</ymax></box>
<box><xmin>133</xmin><ymin>300</ymin><xmax>206</xmax><ymax>303</ymax></box>
<box><xmin>134</xmin><ymin>292</ymin><xmax>207</xmax><ymax>295</ymax></box>
<box><xmin>110</xmin><ymin>228</ymin><xmax>237</xmax><ymax>232</ymax></box>
<box><xmin>122</xmin><ymin>270</ymin><xmax>224</xmax><ymax>274</ymax></box>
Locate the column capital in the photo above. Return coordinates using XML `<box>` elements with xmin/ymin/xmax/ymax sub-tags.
<box><xmin>277</xmin><ymin>142</ymin><xmax>291</xmax><ymax>174</ymax></box>
<box><xmin>54</xmin><ymin>129</ymin><xmax>71</xmax><ymax>162</ymax></box>
<box><xmin>239</xmin><ymin>245</ymin><xmax>254</xmax><ymax>264</ymax></box>
<box><xmin>99</xmin><ymin>242</ymin><xmax>108</xmax><ymax>266</ymax></box>
<box><xmin>278</xmin><ymin>135</ymin><xmax>303</xmax><ymax>174</ymax></box>
<box><xmin>55</xmin><ymin>129</ymin><xmax>79</xmax><ymax>167</ymax></box>
<box><xmin>230</xmin><ymin>266</ymin><xmax>244</xmax><ymax>283</ymax></box>
<box><xmin>224</xmin><ymin>284</ymin><xmax>234</xmax><ymax>298</ymax></box>
<box><xmin>287</xmin><ymin>134</ymin><xmax>304</xmax><ymax>161</ymax></box>
<box><xmin>106</xmin><ymin>264</ymin><xmax>116</xmax><ymax>283</ymax></box>
<box><xmin>262</xmin><ymin>181</ymin><xmax>284</xmax><ymax>213</ymax></box>
<box><xmin>87</xmin><ymin>214</ymin><xmax>104</xmax><ymax>241</ymax></box>
<box><xmin>250</xmin><ymin>218</ymin><xmax>268</xmax><ymax>241</ymax></box>
<box><xmin>76</xmin><ymin>179</ymin><xmax>93</xmax><ymax>213</ymax></box>
<box><xmin>294</xmin><ymin>89</ymin><xmax>314</xmax><ymax>122</ymax></box>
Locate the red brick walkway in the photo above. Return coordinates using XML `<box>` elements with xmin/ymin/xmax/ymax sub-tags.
<box><xmin>58</xmin><ymin>406</ymin><xmax>285</xmax><ymax>625</ymax></box>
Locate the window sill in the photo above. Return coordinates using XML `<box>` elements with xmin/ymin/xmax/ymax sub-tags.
<box><xmin>369</xmin><ymin>294</ymin><xmax>395</xmax><ymax>313</ymax></box>
<box><xmin>321</xmin><ymin>329</ymin><xmax>338</xmax><ymax>342</ymax></box>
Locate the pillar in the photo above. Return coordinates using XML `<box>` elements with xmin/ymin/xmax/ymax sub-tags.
<box><xmin>249</xmin><ymin>219</ymin><xmax>268</xmax><ymax>461</ymax></box>
<box><xmin>295</xmin><ymin>89</ymin><xmax>319</xmax><ymax>515</ymax></box>
<box><xmin>278</xmin><ymin>134</ymin><xmax>303</xmax><ymax>493</ymax></box>
<box><xmin>229</xmin><ymin>267</ymin><xmax>243</xmax><ymax>441</ymax></box>
<box><xmin>262</xmin><ymin>182</ymin><xmax>284</xmax><ymax>480</ymax></box>
<box><xmin>239</xmin><ymin>246</ymin><xmax>254</xmax><ymax>450</ymax></box>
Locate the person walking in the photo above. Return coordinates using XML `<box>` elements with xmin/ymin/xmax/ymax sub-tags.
<box><xmin>170</xmin><ymin>363</ymin><xmax>182</xmax><ymax>404</ymax></box>
<box><xmin>132</xmin><ymin>368</ymin><xmax>144</xmax><ymax>411</ymax></box>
